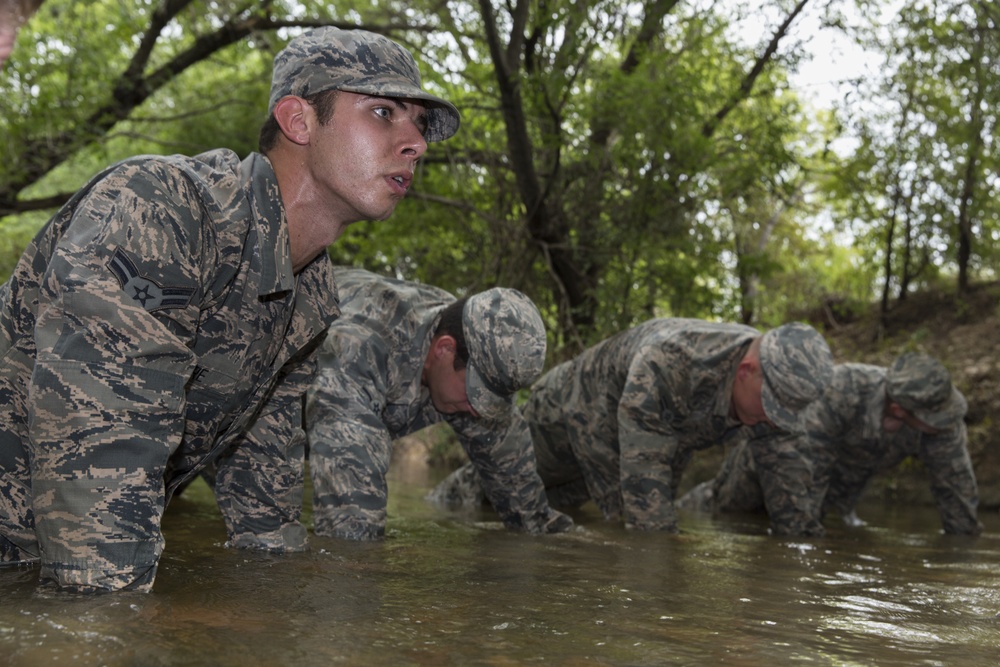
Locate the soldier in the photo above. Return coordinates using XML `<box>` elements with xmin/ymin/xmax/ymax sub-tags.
<box><xmin>0</xmin><ymin>27</ymin><xmax>459</xmax><ymax>592</ymax></box>
<box><xmin>681</xmin><ymin>353</ymin><xmax>981</xmax><ymax>536</ymax></box>
<box><xmin>306</xmin><ymin>267</ymin><xmax>573</xmax><ymax>540</ymax></box>
<box><xmin>430</xmin><ymin>319</ymin><xmax>834</xmax><ymax>533</ymax></box>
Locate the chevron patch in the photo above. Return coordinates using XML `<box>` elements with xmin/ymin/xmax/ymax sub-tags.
<box><xmin>107</xmin><ymin>247</ymin><xmax>196</xmax><ymax>313</ymax></box>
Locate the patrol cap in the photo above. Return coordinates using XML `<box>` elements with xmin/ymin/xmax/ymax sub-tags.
<box><xmin>268</xmin><ymin>26</ymin><xmax>460</xmax><ymax>142</ymax></box>
<box><xmin>462</xmin><ymin>288</ymin><xmax>547</xmax><ymax>421</ymax></box>
<box><xmin>758</xmin><ymin>322</ymin><xmax>834</xmax><ymax>432</ymax></box>
<box><xmin>886</xmin><ymin>352</ymin><xmax>967</xmax><ymax>430</ymax></box>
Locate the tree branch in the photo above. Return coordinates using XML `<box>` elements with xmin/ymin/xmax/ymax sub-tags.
<box><xmin>701</xmin><ymin>0</ymin><xmax>810</xmax><ymax>138</ymax></box>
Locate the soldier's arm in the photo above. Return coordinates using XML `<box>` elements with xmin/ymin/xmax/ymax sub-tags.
<box><xmin>452</xmin><ymin>411</ymin><xmax>573</xmax><ymax>534</ymax></box>
<box><xmin>748</xmin><ymin>431</ymin><xmax>826</xmax><ymax>537</ymax></box>
<box><xmin>30</xmin><ymin>163</ymin><xmax>201</xmax><ymax>592</ymax></box>
<box><xmin>213</xmin><ymin>353</ymin><xmax>315</xmax><ymax>552</ymax></box>
<box><xmin>921</xmin><ymin>422</ymin><xmax>982</xmax><ymax>535</ymax></box>
<box><xmin>305</xmin><ymin>326</ymin><xmax>395</xmax><ymax>540</ymax></box>
<box><xmin>616</xmin><ymin>349</ymin><xmax>684</xmax><ymax>532</ymax></box>
<box><xmin>210</xmin><ymin>259</ymin><xmax>334</xmax><ymax>552</ymax></box>
<box><xmin>800</xmin><ymin>393</ymin><xmax>850</xmax><ymax>522</ymax></box>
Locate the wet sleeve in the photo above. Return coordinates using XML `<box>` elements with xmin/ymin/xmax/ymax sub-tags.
<box><xmin>30</xmin><ymin>163</ymin><xmax>201</xmax><ymax>592</ymax></box>
<box><xmin>791</xmin><ymin>392</ymin><xmax>845</xmax><ymax>519</ymax></box>
<box><xmin>921</xmin><ymin>423</ymin><xmax>982</xmax><ymax>535</ymax></box>
<box><xmin>617</xmin><ymin>348</ymin><xmax>684</xmax><ymax>532</ymax></box>
<box><xmin>748</xmin><ymin>431</ymin><xmax>826</xmax><ymax>537</ymax></box>
<box><xmin>810</xmin><ymin>399</ymin><xmax>870</xmax><ymax>520</ymax></box>
<box><xmin>213</xmin><ymin>355</ymin><xmax>315</xmax><ymax>552</ymax></box>
<box><xmin>455</xmin><ymin>411</ymin><xmax>574</xmax><ymax>535</ymax></box>
<box><xmin>305</xmin><ymin>326</ymin><xmax>394</xmax><ymax>540</ymax></box>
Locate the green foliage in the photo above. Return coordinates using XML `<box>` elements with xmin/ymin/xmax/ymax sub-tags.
<box><xmin>2</xmin><ymin>0</ymin><xmax>995</xmax><ymax>360</ymax></box>
<box><xmin>827</xmin><ymin>0</ymin><xmax>1000</xmax><ymax>300</ymax></box>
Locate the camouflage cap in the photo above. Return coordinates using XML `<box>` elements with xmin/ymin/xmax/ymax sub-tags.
<box><xmin>886</xmin><ymin>352</ymin><xmax>967</xmax><ymax>430</ymax></box>
<box><xmin>268</xmin><ymin>26</ymin><xmax>460</xmax><ymax>142</ymax></box>
<box><xmin>758</xmin><ymin>322</ymin><xmax>834</xmax><ymax>432</ymax></box>
<box><xmin>462</xmin><ymin>288</ymin><xmax>547</xmax><ymax>421</ymax></box>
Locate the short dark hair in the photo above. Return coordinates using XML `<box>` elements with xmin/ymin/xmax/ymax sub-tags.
<box><xmin>433</xmin><ymin>297</ymin><xmax>470</xmax><ymax>371</ymax></box>
<box><xmin>258</xmin><ymin>89</ymin><xmax>340</xmax><ymax>154</ymax></box>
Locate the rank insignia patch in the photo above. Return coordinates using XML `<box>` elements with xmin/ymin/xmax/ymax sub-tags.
<box><xmin>107</xmin><ymin>247</ymin><xmax>195</xmax><ymax>312</ymax></box>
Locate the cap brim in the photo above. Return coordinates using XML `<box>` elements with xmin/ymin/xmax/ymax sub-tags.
<box><xmin>912</xmin><ymin>387</ymin><xmax>967</xmax><ymax>430</ymax></box>
<box><xmin>761</xmin><ymin>380</ymin><xmax>804</xmax><ymax>433</ymax></box>
<box><xmin>465</xmin><ymin>363</ymin><xmax>512</xmax><ymax>421</ymax></box>
<box><xmin>338</xmin><ymin>83</ymin><xmax>460</xmax><ymax>142</ymax></box>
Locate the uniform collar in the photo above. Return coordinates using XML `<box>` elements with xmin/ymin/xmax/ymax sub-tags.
<box><xmin>244</xmin><ymin>152</ymin><xmax>295</xmax><ymax>295</ymax></box>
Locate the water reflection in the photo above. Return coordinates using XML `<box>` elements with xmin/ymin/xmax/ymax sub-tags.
<box><xmin>1</xmin><ymin>464</ymin><xmax>998</xmax><ymax>666</ymax></box>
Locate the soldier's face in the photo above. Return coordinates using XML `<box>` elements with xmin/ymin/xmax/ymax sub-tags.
<box><xmin>428</xmin><ymin>364</ymin><xmax>477</xmax><ymax>416</ymax></box>
<box><xmin>731</xmin><ymin>364</ymin><xmax>771</xmax><ymax>426</ymax></box>
<box><xmin>883</xmin><ymin>403</ymin><xmax>941</xmax><ymax>435</ymax></box>
<box><xmin>308</xmin><ymin>91</ymin><xmax>428</xmax><ymax>223</ymax></box>
<box><xmin>423</xmin><ymin>340</ymin><xmax>478</xmax><ymax>416</ymax></box>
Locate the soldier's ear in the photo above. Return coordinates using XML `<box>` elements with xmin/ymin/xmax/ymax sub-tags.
<box><xmin>273</xmin><ymin>96</ymin><xmax>312</xmax><ymax>146</ymax></box>
<box><xmin>438</xmin><ymin>336</ymin><xmax>457</xmax><ymax>357</ymax></box>
<box><xmin>736</xmin><ymin>357</ymin><xmax>758</xmax><ymax>381</ymax></box>
<box><xmin>430</xmin><ymin>335</ymin><xmax>457</xmax><ymax>360</ymax></box>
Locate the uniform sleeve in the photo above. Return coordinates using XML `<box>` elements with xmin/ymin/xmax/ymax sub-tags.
<box><xmin>305</xmin><ymin>326</ymin><xmax>394</xmax><ymax>540</ymax></box>
<box><xmin>921</xmin><ymin>422</ymin><xmax>982</xmax><ymax>535</ymax></box>
<box><xmin>748</xmin><ymin>431</ymin><xmax>826</xmax><ymax>537</ymax></box>
<box><xmin>30</xmin><ymin>164</ymin><xmax>201</xmax><ymax>592</ymax></box>
<box><xmin>453</xmin><ymin>411</ymin><xmax>573</xmax><ymax>534</ymax></box>
<box><xmin>213</xmin><ymin>355</ymin><xmax>315</xmax><ymax>551</ymax></box>
<box><xmin>799</xmin><ymin>394</ymin><xmax>848</xmax><ymax>521</ymax></box>
<box><xmin>616</xmin><ymin>346</ymin><xmax>685</xmax><ymax>532</ymax></box>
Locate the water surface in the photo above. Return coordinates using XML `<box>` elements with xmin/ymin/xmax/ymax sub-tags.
<box><xmin>2</xmin><ymin>464</ymin><xmax>997</xmax><ymax>665</ymax></box>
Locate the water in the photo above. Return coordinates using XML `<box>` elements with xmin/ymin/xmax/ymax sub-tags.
<box><xmin>2</xmin><ymin>463</ymin><xmax>998</xmax><ymax>666</ymax></box>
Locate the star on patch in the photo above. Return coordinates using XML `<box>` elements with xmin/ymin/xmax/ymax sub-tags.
<box><xmin>107</xmin><ymin>247</ymin><xmax>196</xmax><ymax>313</ymax></box>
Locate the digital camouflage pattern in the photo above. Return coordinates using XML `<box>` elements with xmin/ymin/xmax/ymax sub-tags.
<box><xmin>269</xmin><ymin>26</ymin><xmax>460</xmax><ymax>142</ymax></box>
<box><xmin>0</xmin><ymin>149</ymin><xmax>338</xmax><ymax>592</ymax></box>
<box><xmin>306</xmin><ymin>267</ymin><xmax>571</xmax><ymax>541</ymax></box>
<box><xmin>433</xmin><ymin>319</ymin><xmax>833</xmax><ymax>533</ymax></box>
<box><xmin>886</xmin><ymin>352</ymin><xmax>967</xmax><ymax>430</ymax></box>
<box><xmin>758</xmin><ymin>322</ymin><xmax>835</xmax><ymax>432</ymax></box>
<box><xmin>462</xmin><ymin>287</ymin><xmax>547</xmax><ymax>421</ymax></box>
<box><xmin>677</xmin><ymin>428</ymin><xmax>827</xmax><ymax>536</ymax></box>
<box><xmin>688</xmin><ymin>362</ymin><xmax>981</xmax><ymax>536</ymax></box>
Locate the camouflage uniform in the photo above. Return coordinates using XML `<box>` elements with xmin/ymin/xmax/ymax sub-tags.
<box><xmin>691</xmin><ymin>354</ymin><xmax>981</xmax><ymax>535</ymax></box>
<box><xmin>0</xmin><ymin>150</ymin><xmax>338</xmax><ymax>592</ymax></box>
<box><xmin>433</xmin><ymin>319</ymin><xmax>833</xmax><ymax>532</ymax></box>
<box><xmin>306</xmin><ymin>268</ymin><xmax>572</xmax><ymax>540</ymax></box>
<box><xmin>679</xmin><ymin>428</ymin><xmax>826</xmax><ymax>535</ymax></box>
<box><xmin>0</xmin><ymin>25</ymin><xmax>460</xmax><ymax>592</ymax></box>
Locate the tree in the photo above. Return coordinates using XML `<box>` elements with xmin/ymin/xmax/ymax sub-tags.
<box><xmin>829</xmin><ymin>0</ymin><xmax>1000</xmax><ymax>327</ymax></box>
<box><xmin>2</xmin><ymin>0</ymin><xmax>879</xmax><ymax>351</ymax></box>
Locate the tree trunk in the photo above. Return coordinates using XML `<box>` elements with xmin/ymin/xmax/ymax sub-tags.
<box><xmin>956</xmin><ymin>11</ymin><xmax>986</xmax><ymax>293</ymax></box>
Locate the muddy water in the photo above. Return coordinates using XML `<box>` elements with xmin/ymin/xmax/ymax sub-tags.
<box><xmin>2</xmin><ymin>463</ymin><xmax>998</xmax><ymax>666</ymax></box>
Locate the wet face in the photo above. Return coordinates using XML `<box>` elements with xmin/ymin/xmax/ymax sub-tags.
<box><xmin>731</xmin><ymin>362</ymin><xmax>773</xmax><ymax>427</ymax></box>
<box><xmin>306</xmin><ymin>91</ymin><xmax>428</xmax><ymax>224</ymax></box>
<box><xmin>423</xmin><ymin>336</ymin><xmax>478</xmax><ymax>417</ymax></box>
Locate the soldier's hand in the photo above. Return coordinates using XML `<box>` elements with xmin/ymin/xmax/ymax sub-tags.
<box><xmin>841</xmin><ymin>510</ymin><xmax>867</xmax><ymax>527</ymax></box>
<box><xmin>542</xmin><ymin>509</ymin><xmax>575</xmax><ymax>534</ymax></box>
